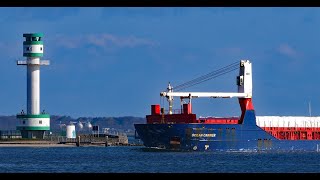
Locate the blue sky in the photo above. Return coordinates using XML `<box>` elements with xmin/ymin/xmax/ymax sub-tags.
<box><xmin>0</xmin><ymin>7</ymin><xmax>320</xmax><ymax>118</ymax></box>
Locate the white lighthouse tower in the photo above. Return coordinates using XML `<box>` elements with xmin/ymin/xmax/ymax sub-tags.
<box><xmin>16</xmin><ymin>33</ymin><xmax>50</xmax><ymax>139</ymax></box>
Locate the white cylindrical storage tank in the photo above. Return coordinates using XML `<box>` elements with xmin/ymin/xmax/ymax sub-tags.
<box><xmin>77</xmin><ymin>121</ymin><xmax>83</xmax><ymax>130</ymax></box>
<box><xmin>66</xmin><ymin>124</ymin><xmax>76</xmax><ymax>138</ymax></box>
<box><xmin>86</xmin><ymin>121</ymin><xmax>92</xmax><ymax>130</ymax></box>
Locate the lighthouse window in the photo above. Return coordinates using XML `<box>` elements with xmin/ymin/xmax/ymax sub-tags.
<box><xmin>40</xmin><ymin>47</ymin><xmax>43</xmax><ymax>51</ymax></box>
<box><xmin>39</xmin><ymin>120</ymin><xmax>42</xmax><ymax>124</ymax></box>
<box><xmin>23</xmin><ymin>121</ymin><xmax>25</xmax><ymax>124</ymax></box>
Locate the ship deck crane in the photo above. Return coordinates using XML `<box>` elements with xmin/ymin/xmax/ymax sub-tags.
<box><xmin>160</xmin><ymin>60</ymin><xmax>252</xmax><ymax>115</ymax></box>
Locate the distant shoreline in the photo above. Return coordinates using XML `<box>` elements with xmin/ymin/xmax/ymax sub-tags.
<box><xmin>0</xmin><ymin>143</ymin><xmax>75</xmax><ymax>147</ymax></box>
<box><xmin>0</xmin><ymin>140</ymin><xmax>143</xmax><ymax>147</ymax></box>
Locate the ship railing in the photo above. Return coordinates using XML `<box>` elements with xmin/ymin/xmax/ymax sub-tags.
<box><xmin>198</xmin><ymin>116</ymin><xmax>240</xmax><ymax>120</ymax></box>
<box><xmin>164</xmin><ymin>109</ymin><xmax>181</xmax><ymax>114</ymax></box>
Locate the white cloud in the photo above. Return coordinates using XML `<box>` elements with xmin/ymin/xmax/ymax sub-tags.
<box><xmin>52</xmin><ymin>33</ymin><xmax>157</xmax><ymax>50</ymax></box>
<box><xmin>277</xmin><ymin>43</ymin><xmax>300</xmax><ymax>59</ymax></box>
<box><xmin>89</xmin><ymin>33</ymin><xmax>157</xmax><ymax>48</ymax></box>
<box><xmin>53</xmin><ymin>35</ymin><xmax>82</xmax><ymax>49</ymax></box>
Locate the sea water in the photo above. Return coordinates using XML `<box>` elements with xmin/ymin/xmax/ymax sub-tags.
<box><xmin>0</xmin><ymin>146</ymin><xmax>319</xmax><ymax>173</ymax></box>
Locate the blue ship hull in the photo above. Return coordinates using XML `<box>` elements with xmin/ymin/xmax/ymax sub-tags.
<box><xmin>134</xmin><ymin>110</ymin><xmax>320</xmax><ymax>152</ymax></box>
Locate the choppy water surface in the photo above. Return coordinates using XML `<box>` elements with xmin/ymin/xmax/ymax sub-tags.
<box><xmin>0</xmin><ymin>146</ymin><xmax>319</xmax><ymax>173</ymax></box>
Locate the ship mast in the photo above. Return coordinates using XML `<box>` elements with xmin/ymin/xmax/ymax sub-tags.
<box><xmin>167</xmin><ymin>82</ymin><xmax>174</xmax><ymax>114</ymax></box>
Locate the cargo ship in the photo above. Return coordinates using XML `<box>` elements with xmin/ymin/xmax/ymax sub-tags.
<box><xmin>134</xmin><ymin>60</ymin><xmax>320</xmax><ymax>152</ymax></box>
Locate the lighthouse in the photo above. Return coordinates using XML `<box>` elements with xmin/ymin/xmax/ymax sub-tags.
<box><xmin>16</xmin><ymin>33</ymin><xmax>50</xmax><ymax>139</ymax></box>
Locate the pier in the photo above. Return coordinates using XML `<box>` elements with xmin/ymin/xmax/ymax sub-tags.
<box><xmin>0</xmin><ymin>130</ymin><xmax>142</xmax><ymax>147</ymax></box>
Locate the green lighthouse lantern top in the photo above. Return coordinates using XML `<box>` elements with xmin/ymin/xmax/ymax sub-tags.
<box><xmin>23</xmin><ymin>33</ymin><xmax>44</xmax><ymax>57</ymax></box>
